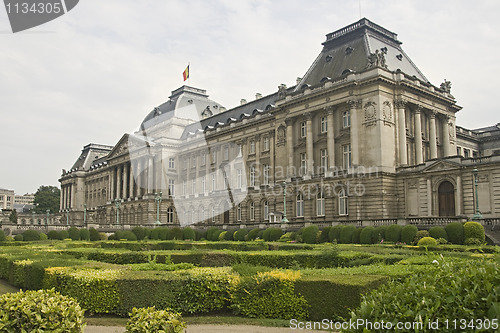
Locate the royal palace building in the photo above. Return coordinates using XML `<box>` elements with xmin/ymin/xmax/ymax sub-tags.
<box><xmin>56</xmin><ymin>18</ymin><xmax>500</xmax><ymax>231</ymax></box>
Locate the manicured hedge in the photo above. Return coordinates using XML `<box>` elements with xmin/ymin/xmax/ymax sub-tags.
<box><xmin>463</xmin><ymin>221</ymin><xmax>485</xmax><ymax>243</ymax></box>
<box><xmin>401</xmin><ymin>225</ymin><xmax>418</xmax><ymax>244</ymax></box>
<box><xmin>359</xmin><ymin>227</ymin><xmax>374</xmax><ymax>244</ymax></box>
<box><xmin>340</xmin><ymin>225</ymin><xmax>356</xmax><ymax>244</ymax></box>
<box><xmin>295</xmin><ymin>274</ymin><xmax>388</xmax><ymax>320</ymax></box>
<box><xmin>385</xmin><ymin>224</ymin><xmax>402</xmax><ymax>243</ymax></box>
<box><xmin>428</xmin><ymin>226</ymin><xmax>448</xmax><ymax>241</ymax></box>
<box><xmin>445</xmin><ymin>222</ymin><xmax>464</xmax><ymax>244</ymax></box>
<box><xmin>302</xmin><ymin>225</ymin><xmax>319</xmax><ymax>244</ymax></box>
<box><xmin>126</xmin><ymin>307</ymin><xmax>186</xmax><ymax>332</ymax></box>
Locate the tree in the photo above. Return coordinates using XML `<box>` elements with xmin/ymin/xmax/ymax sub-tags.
<box><xmin>9</xmin><ymin>210</ymin><xmax>18</xmax><ymax>224</ymax></box>
<box><xmin>33</xmin><ymin>186</ymin><xmax>60</xmax><ymax>213</ymax></box>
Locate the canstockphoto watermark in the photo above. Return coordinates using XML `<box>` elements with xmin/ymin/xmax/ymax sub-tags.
<box><xmin>3</xmin><ymin>0</ymin><xmax>79</xmax><ymax>33</ymax></box>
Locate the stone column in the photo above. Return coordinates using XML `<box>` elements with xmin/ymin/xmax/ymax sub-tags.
<box><xmin>269</xmin><ymin>131</ymin><xmax>275</xmax><ymax>184</ymax></box>
<box><xmin>286</xmin><ymin>118</ymin><xmax>295</xmax><ymax>177</ymax></box>
<box><xmin>69</xmin><ymin>183</ymin><xmax>74</xmax><ymax>209</ymax></box>
<box><xmin>59</xmin><ymin>184</ymin><xmax>64</xmax><ymax>211</ymax></box>
<box><xmin>429</xmin><ymin>111</ymin><xmax>438</xmax><ymax>159</ymax></box>
<box><xmin>147</xmin><ymin>156</ymin><xmax>154</xmax><ymax>194</ymax></box>
<box><xmin>116</xmin><ymin>165</ymin><xmax>122</xmax><ymax>199</ymax></box>
<box><xmin>427</xmin><ymin>178</ymin><xmax>432</xmax><ymax>216</ymax></box>
<box><xmin>414</xmin><ymin>106</ymin><xmax>423</xmax><ymax>164</ymax></box>
<box><xmin>456</xmin><ymin>175</ymin><xmax>462</xmax><ymax>215</ymax></box>
<box><xmin>136</xmin><ymin>158</ymin><xmax>142</xmax><ymax>197</ymax></box>
<box><xmin>396</xmin><ymin>99</ymin><xmax>408</xmax><ymax>166</ymax></box>
<box><xmin>122</xmin><ymin>163</ymin><xmax>128</xmax><ymax>199</ymax></box>
<box><xmin>442</xmin><ymin>115</ymin><xmax>452</xmax><ymax>157</ymax></box>
<box><xmin>129</xmin><ymin>161</ymin><xmax>135</xmax><ymax>199</ymax></box>
<box><xmin>305</xmin><ymin>113</ymin><xmax>314</xmax><ymax>176</ymax></box>
<box><xmin>326</xmin><ymin>107</ymin><xmax>335</xmax><ymax>170</ymax></box>
<box><xmin>65</xmin><ymin>185</ymin><xmax>69</xmax><ymax>209</ymax></box>
<box><xmin>348</xmin><ymin>100</ymin><xmax>360</xmax><ymax>167</ymax></box>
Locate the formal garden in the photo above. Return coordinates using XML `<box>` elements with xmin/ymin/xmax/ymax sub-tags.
<box><xmin>0</xmin><ymin>221</ymin><xmax>498</xmax><ymax>332</ymax></box>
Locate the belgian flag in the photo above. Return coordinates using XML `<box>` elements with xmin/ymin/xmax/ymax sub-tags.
<box><xmin>183</xmin><ymin>65</ymin><xmax>189</xmax><ymax>81</ymax></box>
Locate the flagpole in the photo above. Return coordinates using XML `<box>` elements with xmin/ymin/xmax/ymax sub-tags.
<box><xmin>188</xmin><ymin>62</ymin><xmax>190</xmax><ymax>86</ymax></box>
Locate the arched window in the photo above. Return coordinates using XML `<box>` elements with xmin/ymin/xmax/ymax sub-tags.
<box><xmin>296</xmin><ymin>193</ymin><xmax>304</xmax><ymax>217</ymax></box>
<box><xmin>249</xmin><ymin>202</ymin><xmax>255</xmax><ymax>221</ymax></box>
<box><xmin>211</xmin><ymin>206</ymin><xmax>216</xmax><ymax>222</ymax></box>
<box><xmin>317</xmin><ymin>191</ymin><xmax>325</xmax><ymax>216</ymax></box>
<box><xmin>167</xmin><ymin>207</ymin><xmax>174</xmax><ymax>223</ymax></box>
<box><xmin>237</xmin><ymin>204</ymin><xmax>242</xmax><ymax>221</ymax></box>
<box><xmin>263</xmin><ymin>201</ymin><xmax>269</xmax><ymax>221</ymax></box>
<box><xmin>339</xmin><ymin>188</ymin><xmax>348</xmax><ymax>216</ymax></box>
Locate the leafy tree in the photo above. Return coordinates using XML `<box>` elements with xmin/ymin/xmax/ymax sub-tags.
<box><xmin>33</xmin><ymin>186</ymin><xmax>60</xmax><ymax>213</ymax></box>
<box><xmin>9</xmin><ymin>210</ymin><xmax>18</xmax><ymax>224</ymax></box>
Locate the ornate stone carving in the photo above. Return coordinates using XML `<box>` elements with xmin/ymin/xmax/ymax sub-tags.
<box><xmin>408</xmin><ymin>179</ymin><xmax>418</xmax><ymax>189</ymax></box>
<box><xmin>277</xmin><ymin>125</ymin><xmax>286</xmax><ymax>146</ymax></box>
<box><xmin>364</xmin><ymin>101</ymin><xmax>377</xmax><ymax>122</ymax></box>
<box><xmin>382</xmin><ymin>101</ymin><xmax>392</xmax><ymax>121</ymax></box>
<box><xmin>278</xmin><ymin>84</ymin><xmax>287</xmax><ymax>99</ymax></box>
<box><xmin>440</xmin><ymin>79</ymin><xmax>452</xmax><ymax>93</ymax></box>
<box><xmin>325</xmin><ymin>105</ymin><xmax>335</xmax><ymax>115</ymax></box>
<box><xmin>347</xmin><ymin>99</ymin><xmax>361</xmax><ymax>109</ymax></box>
<box><xmin>394</xmin><ymin>99</ymin><xmax>407</xmax><ymax>109</ymax></box>
<box><xmin>367</xmin><ymin>49</ymin><xmax>388</xmax><ymax>69</ymax></box>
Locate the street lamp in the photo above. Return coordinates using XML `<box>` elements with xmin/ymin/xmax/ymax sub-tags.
<box><xmin>472</xmin><ymin>168</ymin><xmax>483</xmax><ymax>220</ymax></box>
<box><xmin>46</xmin><ymin>209</ymin><xmax>50</xmax><ymax>225</ymax></box>
<box><xmin>281</xmin><ymin>181</ymin><xmax>289</xmax><ymax>223</ymax></box>
<box><xmin>114</xmin><ymin>198</ymin><xmax>122</xmax><ymax>225</ymax></box>
<box><xmin>154</xmin><ymin>192</ymin><xmax>162</xmax><ymax>225</ymax></box>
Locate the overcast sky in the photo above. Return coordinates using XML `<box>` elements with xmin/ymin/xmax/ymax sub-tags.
<box><xmin>1</xmin><ymin>0</ymin><xmax>499</xmax><ymax>195</ymax></box>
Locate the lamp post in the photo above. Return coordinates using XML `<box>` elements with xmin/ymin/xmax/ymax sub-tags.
<box><xmin>472</xmin><ymin>168</ymin><xmax>483</xmax><ymax>220</ymax></box>
<box><xmin>281</xmin><ymin>181</ymin><xmax>289</xmax><ymax>223</ymax></box>
<box><xmin>46</xmin><ymin>209</ymin><xmax>50</xmax><ymax>225</ymax></box>
<box><xmin>154</xmin><ymin>192</ymin><xmax>162</xmax><ymax>225</ymax></box>
<box><xmin>114</xmin><ymin>198</ymin><xmax>122</xmax><ymax>226</ymax></box>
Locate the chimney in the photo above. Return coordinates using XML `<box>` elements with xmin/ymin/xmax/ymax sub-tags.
<box><xmin>296</xmin><ymin>77</ymin><xmax>302</xmax><ymax>85</ymax></box>
<box><xmin>240</xmin><ymin>99</ymin><xmax>247</xmax><ymax>105</ymax></box>
<box><xmin>255</xmin><ymin>93</ymin><xmax>262</xmax><ymax>100</ymax></box>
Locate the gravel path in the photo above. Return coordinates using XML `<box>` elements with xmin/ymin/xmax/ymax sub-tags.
<box><xmin>85</xmin><ymin>324</ymin><xmax>326</xmax><ymax>333</ymax></box>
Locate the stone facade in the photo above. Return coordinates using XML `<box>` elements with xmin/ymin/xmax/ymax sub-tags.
<box><xmin>54</xmin><ymin>18</ymin><xmax>499</xmax><ymax>230</ymax></box>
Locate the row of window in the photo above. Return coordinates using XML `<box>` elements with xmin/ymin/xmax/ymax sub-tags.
<box><xmin>456</xmin><ymin>147</ymin><xmax>479</xmax><ymax>158</ymax></box>
<box><xmin>299</xmin><ymin>111</ymin><xmax>351</xmax><ymax>138</ymax></box>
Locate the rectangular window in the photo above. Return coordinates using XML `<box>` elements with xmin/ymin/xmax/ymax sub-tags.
<box><xmin>263</xmin><ymin>164</ymin><xmax>270</xmax><ymax>185</ymax></box>
<box><xmin>343</xmin><ymin>144</ymin><xmax>352</xmax><ymax>169</ymax></box>
<box><xmin>300</xmin><ymin>153</ymin><xmax>307</xmax><ymax>175</ymax></box>
<box><xmin>300</xmin><ymin>121</ymin><xmax>307</xmax><ymax>138</ymax></box>
<box><xmin>339</xmin><ymin>189</ymin><xmax>348</xmax><ymax>216</ymax></box>
<box><xmin>201</xmin><ymin>176</ymin><xmax>206</xmax><ymax>193</ymax></box>
<box><xmin>168</xmin><ymin>157</ymin><xmax>175</xmax><ymax>169</ymax></box>
<box><xmin>317</xmin><ymin>192</ymin><xmax>325</xmax><ymax>216</ymax></box>
<box><xmin>237</xmin><ymin>204</ymin><xmax>242</xmax><ymax>221</ymax></box>
<box><xmin>464</xmin><ymin>149</ymin><xmax>470</xmax><ymax>158</ymax></box>
<box><xmin>320</xmin><ymin>149</ymin><xmax>328</xmax><ymax>172</ymax></box>
<box><xmin>250</xmin><ymin>166</ymin><xmax>256</xmax><ymax>187</ymax></box>
<box><xmin>249</xmin><ymin>202</ymin><xmax>255</xmax><ymax>221</ymax></box>
<box><xmin>211</xmin><ymin>150</ymin><xmax>217</xmax><ymax>164</ymax></box>
<box><xmin>223</xmin><ymin>147</ymin><xmax>229</xmax><ymax>160</ymax></box>
<box><xmin>211</xmin><ymin>174</ymin><xmax>216</xmax><ymax>191</ymax></box>
<box><xmin>191</xmin><ymin>179</ymin><xmax>196</xmax><ymax>194</ymax></box>
<box><xmin>263</xmin><ymin>137</ymin><xmax>270</xmax><ymax>151</ymax></box>
<box><xmin>182</xmin><ymin>180</ymin><xmax>187</xmax><ymax>196</ymax></box>
<box><xmin>201</xmin><ymin>153</ymin><xmax>206</xmax><ymax>166</ymax></box>
<box><xmin>249</xmin><ymin>141</ymin><xmax>255</xmax><ymax>154</ymax></box>
<box><xmin>183</xmin><ymin>158</ymin><xmax>187</xmax><ymax>169</ymax></box>
<box><xmin>237</xmin><ymin>169</ymin><xmax>242</xmax><ymax>188</ymax></box>
<box><xmin>343</xmin><ymin>111</ymin><xmax>351</xmax><ymax>128</ymax></box>
<box><xmin>321</xmin><ymin>116</ymin><xmax>327</xmax><ymax>133</ymax></box>
<box><xmin>168</xmin><ymin>179</ymin><xmax>175</xmax><ymax>196</ymax></box>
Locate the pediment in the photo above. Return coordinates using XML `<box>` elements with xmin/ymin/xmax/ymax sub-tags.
<box><xmin>107</xmin><ymin>134</ymin><xmax>131</xmax><ymax>160</ymax></box>
<box><xmin>422</xmin><ymin>160</ymin><xmax>461</xmax><ymax>173</ymax></box>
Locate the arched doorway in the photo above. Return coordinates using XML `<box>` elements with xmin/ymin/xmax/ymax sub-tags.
<box><xmin>438</xmin><ymin>181</ymin><xmax>455</xmax><ymax>216</ymax></box>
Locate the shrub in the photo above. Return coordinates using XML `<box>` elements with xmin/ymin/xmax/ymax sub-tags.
<box><xmin>428</xmin><ymin>226</ymin><xmax>448</xmax><ymax>241</ymax></box>
<box><xmin>413</xmin><ymin>230</ymin><xmax>430</xmax><ymax>244</ymax></box>
<box><xmin>400</xmin><ymin>225</ymin><xmax>418</xmax><ymax>244</ymax></box>
<box><xmin>59</xmin><ymin>230</ymin><xmax>69</xmax><ymax>240</ymax></box>
<box><xmin>347</xmin><ymin>259</ymin><xmax>500</xmax><ymax>332</ymax></box>
<box><xmin>231</xmin><ymin>270</ymin><xmax>309</xmax><ymax>319</ymax></box>
<box><xmin>158</xmin><ymin>227</ymin><xmax>169</xmax><ymax>240</ymax></box>
<box><xmin>328</xmin><ymin>225</ymin><xmax>343</xmax><ymax>242</ymax></box>
<box><xmin>125</xmin><ymin>306</ymin><xmax>186</xmax><ymax>333</ymax></box>
<box><xmin>0</xmin><ymin>229</ymin><xmax>6</xmax><ymax>241</ymax></box>
<box><xmin>279</xmin><ymin>232</ymin><xmax>295</xmax><ymax>242</ymax></box>
<box><xmin>246</xmin><ymin>228</ymin><xmax>261</xmax><ymax>241</ymax></box>
<box><xmin>68</xmin><ymin>227</ymin><xmax>80</xmax><ymax>241</ymax></box>
<box><xmin>80</xmin><ymin>228</ymin><xmax>90</xmax><ymax>241</ymax></box>
<box><xmin>99</xmin><ymin>232</ymin><xmax>108</xmax><ymax>240</ymax></box>
<box><xmin>169</xmin><ymin>227</ymin><xmax>184</xmax><ymax>240</ymax></box>
<box><xmin>207</xmin><ymin>227</ymin><xmax>223</xmax><ymax>241</ymax></box>
<box><xmin>0</xmin><ymin>289</ymin><xmax>85</xmax><ymax>332</ymax></box>
<box><xmin>352</xmin><ymin>227</ymin><xmax>362</xmax><ymax>244</ymax></box>
<box><xmin>194</xmin><ymin>229</ymin><xmax>206</xmax><ymax>241</ymax></box>
<box><xmin>302</xmin><ymin>225</ymin><xmax>320</xmax><ymax>244</ymax></box>
<box><xmin>359</xmin><ymin>227</ymin><xmax>374</xmax><ymax>244</ymax></box>
<box><xmin>39</xmin><ymin>232</ymin><xmax>48</xmax><ymax>240</ymax></box>
<box><xmin>463</xmin><ymin>221</ymin><xmax>485</xmax><ymax>243</ymax></box>
<box><xmin>183</xmin><ymin>227</ymin><xmax>196</xmax><ymax>240</ymax></box>
<box><xmin>14</xmin><ymin>234</ymin><xmax>23</xmax><ymax>241</ymax></box>
<box><xmin>89</xmin><ymin>227</ymin><xmax>100</xmax><ymax>241</ymax></box>
<box><xmin>263</xmin><ymin>228</ymin><xmax>282</xmax><ymax>242</ymax></box>
<box><xmin>218</xmin><ymin>231</ymin><xmax>227</xmax><ymax>241</ymax></box>
<box><xmin>115</xmin><ymin>231</ymin><xmax>138</xmax><ymax>241</ymax></box>
<box><xmin>340</xmin><ymin>225</ymin><xmax>356</xmax><ymax>244</ymax></box>
<box><xmin>132</xmin><ymin>227</ymin><xmax>147</xmax><ymax>241</ymax></box>
<box><xmin>445</xmin><ymin>222</ymin><xmax>464</xmax><ymax>245</ymax></box>
<box><xmin>223</xmin><ymin>229</ymin><xmax>235</xmax><ymax>241</ymax></box>
<box><xmin>319</xmin><ymin>227</ymin><xmax>332</xmax><ymax>243</ymax></box>
<box><xmin>22</xmin><ymin>230</ymin><xmax>40</xmax><ymax>241</ymax></box>
<box><xmin>47</xmin><ymin>230</ymin><xmax>59</xmax><ymax>240</ymax></box>
<box><xmin>464</xmin><ymin>238</ymin><xmax>484</xmax><ymax>246</ymax></box>
<box><xmin>149</xmin><ymin>228</ymin><xmax>160</xmax><ymax>240</ymax></box>
<box><xmin>385</xmin><ymin>224</ymin><xmax>402</xmax><ymax>243</ymax></box>
<box><xmin>233</xmin><ymin>229</ymin><xmax>248</xmax><ymax>241</ymax></box>
<box><xmin>372</xmin><ymin>225</ymin><xmax>388</xmax><ymax>243</ymax></box>
<box><xmin>417</xmin><ymin>236</ymin><xmax>438</xmax><ymax>248</ymax></box>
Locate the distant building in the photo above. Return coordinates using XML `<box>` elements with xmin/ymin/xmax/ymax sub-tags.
<box><xmin>58</xmin><ymin>18</ymin><xmax>500</xmax><ymax>229</ymax></box>
<box><xmin>0</xmin><ymin>188</ymin><xmax>15</xmax><ymax>211</ymax></box>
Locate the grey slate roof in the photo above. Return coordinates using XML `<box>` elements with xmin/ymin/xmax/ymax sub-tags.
<box><xmin>295</xmin><ymin>18</ymin><xmax>428</xmax><ymax>91</ymax></box>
